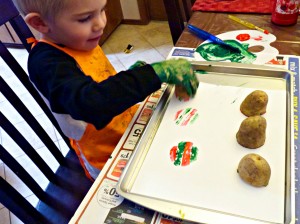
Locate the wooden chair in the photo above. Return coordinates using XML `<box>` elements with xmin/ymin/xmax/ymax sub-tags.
<box><xmin>163</xmin><ymin>0</ymin><xmax>195</xmax><ymax>45</ymax></box>
<box><xmin>0</xmin><ymin>0</ymin><xmax>92</xmax><ymax>223</ymax></box>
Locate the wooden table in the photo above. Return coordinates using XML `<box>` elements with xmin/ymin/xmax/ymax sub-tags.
<box><xmin>176</xmin><ymin>12</ymin><xmax>300</xmax><ymax>55</ymax></box>
<box><xmin>70</xmin><ymin>11</ymin><xmax>300</xmax><ymax>224</ymax></box>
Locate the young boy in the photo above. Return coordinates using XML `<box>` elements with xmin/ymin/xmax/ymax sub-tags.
<box><xmin>13</xmin><ymin>0</ymin><xmax>199</xmax><ymax>180</ymax></box>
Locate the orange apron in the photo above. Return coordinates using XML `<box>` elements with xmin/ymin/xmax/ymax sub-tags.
<box><xmin>35</xmin><ymin>40</ymin><xmax>138</xmax><ymax>179</ymax></box>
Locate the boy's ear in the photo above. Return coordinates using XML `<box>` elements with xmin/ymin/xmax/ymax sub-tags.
<box><xmin>25</xmin><ymin>13</ymin><xmax>50</xmax><ymax>34</ymax></box>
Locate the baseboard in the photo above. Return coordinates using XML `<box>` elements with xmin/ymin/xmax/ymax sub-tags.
<box><xmin>121</xmin><ymin>19</ymin><xmax>150</xmax><ymax>25</ymax></box>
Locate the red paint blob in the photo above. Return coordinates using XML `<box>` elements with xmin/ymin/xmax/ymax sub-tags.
<box><xmin>236</xmin><ymin>34</ymin><xmax>250</xmax><ymax>41</ymax></box>
<box><xmin>253</xmin><ymin>36</ymin><xmax>263</xmax><ymax>41</ymax></box>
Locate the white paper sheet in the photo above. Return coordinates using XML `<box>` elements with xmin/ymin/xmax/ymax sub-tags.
<box><xmin>130</xmin><ymin>81</ymin><xmax>287</xmax><ymax>223</ymax></box>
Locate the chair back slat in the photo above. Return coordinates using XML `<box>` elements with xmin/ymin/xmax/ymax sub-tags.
<box><xmin>0</xmin><ymin>72</ymin><xmax>65</xmax><ymax>165</ymax></box>
<box><xmin>163</xmin><ymin>0</ymin><xmax>194</xmax><ymax>45</ymax></box>
<box><xmin>0</xmin><ymin>0</ymin><xmax>19</xmax><ymax>26</ymax></box>
<box><xmin>0</xmin><ymin>144</ymin><xmax>46</xmax><ymax>200</ymax></box>
<box><xmin>0</xmin><ymin>177</ymin><xmax>49</xmax><ymax>224</ymax></box>
<box><xmin>182</xmin><ymin>0</ymin><xmax>193</xmax><ymax>22</ymax></box>
<box><xmin>0</xmin><ymin>111</ymin><xmax>57</xmax><ymax>183</ymax></box>
<box><xmin>9</xmin><ymin>15</ymin><xmax>35</xmax><ymax>52</ymax></box>
<box><xmin>164</xmin><ymin>0</ymin><xmax>185</xmax><ymax>45</ymax></box>
<box><xmin>0</xmin><ymin>41</ymin><xmax>70</xmax><ymax>163</ymax></box>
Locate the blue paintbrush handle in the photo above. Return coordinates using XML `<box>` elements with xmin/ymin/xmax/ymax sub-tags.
<box><xmin>187</xmin><ymin>24</ymin><xmax>240</xmax><ymax>52</ymax></box>
<box><xmin>187</xmin><ymin>24</ymin><xmax>224</xmax><ymax>45</ymax></box>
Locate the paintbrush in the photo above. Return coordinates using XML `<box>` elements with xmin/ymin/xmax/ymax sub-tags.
<box><xmin>187</xmin><ymin>24</ymin><xmax>240</xmax><ymax>53</ymax></box>
<box><xmin>228</xmin><ymin>15</ymin><xmax>269</xmax><ymax>34</ymax></box>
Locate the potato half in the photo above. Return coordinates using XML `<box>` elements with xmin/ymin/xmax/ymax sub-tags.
<box><xmin>236</xmin><ymin>116</ymin><xmax>266</xmax><ymax>149</ymax></box>
<box><xmin>240</xmin><ymin>90</ymin><xmax>268</xmax><ymax>117</ymax></box>
<box><xmin>237</xmin><ymin>153</ymin><xmax>271</xmax><ymax>187</ymax></box>
<box><xmin>175</xmin><ymin>85</ymin><xmax>190</xmax><ymax>101</ymax></box>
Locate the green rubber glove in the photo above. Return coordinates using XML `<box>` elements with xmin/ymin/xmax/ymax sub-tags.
<box><xmin>129</xmin><ymin>61</ymin><xmax>147</xmax><ymax>70</ymax></box>
<box><xmin>151</xmin><ymin>59</ymin><xmax>199</xmax><ymax>96</ymax></box>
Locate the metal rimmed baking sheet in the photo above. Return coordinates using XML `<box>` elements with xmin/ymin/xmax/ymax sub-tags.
<box><xmin>116</xmin><ymin>61</ymin><xmax>294</xmax><ymax>224</ymax></box>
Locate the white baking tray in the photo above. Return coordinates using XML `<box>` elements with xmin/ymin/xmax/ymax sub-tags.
<box><xmin>116</xmin><ymin>61</ymin><xmax>295</xmax><ymax>224</ymax></box>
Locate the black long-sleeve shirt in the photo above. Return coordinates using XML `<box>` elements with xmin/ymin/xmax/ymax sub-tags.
<box><xmin>28</xmin><ymin>42</ymin><xmax>162</xmax><ymax>129</ymax></box>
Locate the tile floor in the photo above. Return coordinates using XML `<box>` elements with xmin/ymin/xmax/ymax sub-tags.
<box><xmin>0</xmin><ymin>21</ymin><xmax>173</xmax><ymax>224</ymax></box>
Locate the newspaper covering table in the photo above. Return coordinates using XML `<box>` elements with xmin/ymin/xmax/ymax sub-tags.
<box><xmin>70</xmin><ymin>49</ymin><xmax>300</xmax><ymax>224</ymax></box>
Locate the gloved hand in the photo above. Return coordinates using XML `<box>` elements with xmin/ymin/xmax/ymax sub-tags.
<box><xmin>151</xmin><ymin>59</ymin><xmax>199</xmax><ymax>96</ymax></box>
<box><xmin>129</xmin><ymin>61</ymin><xmax>147</xmax><ymax>70</ymax></box>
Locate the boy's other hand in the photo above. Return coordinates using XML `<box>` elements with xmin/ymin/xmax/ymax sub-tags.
<box><xmin>151</xmin><ymin>59</ymin><xmax>199</xmax><ymax>97</ymax></box>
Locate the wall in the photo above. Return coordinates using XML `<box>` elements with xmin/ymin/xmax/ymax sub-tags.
<box><xmin>120</xmin><ymin>0</ymin><xmax>141</xmax><ymax>20</ymax></box>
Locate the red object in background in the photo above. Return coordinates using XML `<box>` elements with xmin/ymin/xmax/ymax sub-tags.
<box><xmin>271</xmin><ymin>0</ymin><xmax>299</xmax><ymax>25</ymax></box>
<box><xmin>191</xmin><ymin>0</ymin><xmax>275</xmax><ymax>13</ymax></box>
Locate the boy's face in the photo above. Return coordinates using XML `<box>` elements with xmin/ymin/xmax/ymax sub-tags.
<box><xmin>44</xmin><ymin>0</ymin><xmax>107</xmax><ymax>51</ymax></box>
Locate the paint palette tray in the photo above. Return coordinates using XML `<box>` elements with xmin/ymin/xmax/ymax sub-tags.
<box><xmin>116</xmin><ymin>61</ymin><xmax>295</xmax><ymax>224</ymax></box>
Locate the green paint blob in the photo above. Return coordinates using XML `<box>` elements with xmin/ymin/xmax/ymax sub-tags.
<box><xmin>191</xmin><ymin>146</ymin><xmax>198</xmax><ymax>161</ymax></box>
<box><xmin>174</xmin><ymin>141</ymin><xmax>185</xmax><ymax>166</ymax></box>
<box><xmin>196</xmin><ymin>40</ymin><xmax>257</xmax><ymax>64</ymax></box>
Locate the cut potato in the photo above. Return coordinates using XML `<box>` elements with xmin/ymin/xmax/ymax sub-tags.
<box><xmin>175</xmin><ymin>85</ymin><xmax>190</xmax><ymax>101</ymax></box>
<box><xmin>237</xmin><ymin>153</ymin><xmax>271</xmax><ymax>187</ymax></box>
<box><xmin>240</xmin><ymin>90</ymin><xmax>268</xmax><ymax>117</ymax></box>
<box><xmin>236</xmin><ymin>116</ymin><xmax>266</xmax><ymax>149</ymax></box>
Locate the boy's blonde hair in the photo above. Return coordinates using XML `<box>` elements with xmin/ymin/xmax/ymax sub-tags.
<box><xmin>13</xmin><ymin>0</ymin><xmax>69</xmax><ymax>20</ymax></box>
